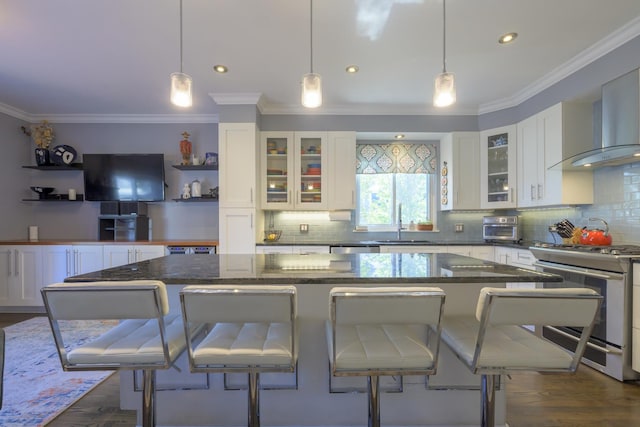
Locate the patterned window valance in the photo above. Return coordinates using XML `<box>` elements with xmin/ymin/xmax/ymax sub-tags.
<box><xmin>356</xmin><ymin>143</ymin><xmax>438</xmax><ymax>174</ymax></box>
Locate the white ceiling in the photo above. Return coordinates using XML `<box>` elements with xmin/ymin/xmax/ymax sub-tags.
<box><xmin>2</xmin><ymin>0</ymin><xmax>640</xmax><ymax>120</ymax></box>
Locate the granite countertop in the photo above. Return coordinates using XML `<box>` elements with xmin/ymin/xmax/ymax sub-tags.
<box><xmin>259</xmin><ymin>240</ymin><xmax>534</xmax><ymax>248</ymax></box>
<box><xmin>64</xmin><ymin>252</ymin><xmax>561</xmax><ymax>285</ymax></box>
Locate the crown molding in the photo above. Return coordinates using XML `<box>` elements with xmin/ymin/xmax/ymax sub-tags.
<box><xmin>259</xmin><ymin>102</ymin><xmax>478</xmax><ymax>116</ymax></box>
<box><xmin>478</xmin><ymin>15</ymin><xmax>640</xmax><ymax>114</ymax></box>
<box><xmin>0</xmin><ymin>103</ymin><xmax>32</xmax><ymax>122</ymax></box>
<box><xmin>29</xmin><ymin>114</ymin><xmax>219</xmax><ymax>124</ymax></box>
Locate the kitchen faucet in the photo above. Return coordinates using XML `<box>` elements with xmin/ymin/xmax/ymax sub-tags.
<box><xmin>397</xmin><ymin>203</ymin><xmax>404</xmax><ymax>240</ymax></box>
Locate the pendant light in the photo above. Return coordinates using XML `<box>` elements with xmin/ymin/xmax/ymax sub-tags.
<box><xmin>301</xmin><ymin>0</ymin><xmax>322</xmax><ymax>108</ymax></box>
<box><xmin>170</xmin><ymin>0</ymin><xmax>193</xmax><ymax>107</ymax></box>
<box><xmin>433</xmin><ymin>0</ymin><xmax>456</xmax><ymax>107</ymax></box>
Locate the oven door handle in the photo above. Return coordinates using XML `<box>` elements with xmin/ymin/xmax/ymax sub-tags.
<box><xmin>545</xmin><ymin>326</ymin><xmax>623</xmax><ymax>355</ymax></box>
<box><xmin>533</xmin><ymin>261</ymin><xmax>624</xmax><ymax>281</ymax></box>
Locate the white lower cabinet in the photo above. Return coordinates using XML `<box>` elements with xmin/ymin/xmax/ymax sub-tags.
<box><xmin>256</xmin><ymin>245</ymin><xmax>330</xmax><ymax>254</ymax></box>
<box><xmin>0</xmin><ymin>245</ymin><xmax>43</xmax><ymax>307</ymax></box>
<box><xmin>219</xmin><ymin>208</ymin><xmax>258</xmax><ymax>254</ymax></box>
<box><xmin>471</xmin><ymin>246</ymin><xmax>495</xmax><ymax>262</ymax></box>
<box><xmin>42</xmin><ymin>245</ymin><xmax>104</xmax><ymax>285</ymax></box>
<box><xmin>103</xmin><ymin>245</ymin><xmax>165</xmax><ymax>268</ymax></box>
<box><xmin>494</xmin><ymin>247</ymin><xmax>537</xmax><ymax>289</ymax></box>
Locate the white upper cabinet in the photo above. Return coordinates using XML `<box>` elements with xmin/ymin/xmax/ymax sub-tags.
<box><xmin>440</xmin><ymin>132</ymin><xmax>481</xmax><ymax>211</ymax></box>
<box><xmin>326</xmin><ymin>132</ymin><xmax>356</xmax><ymax>210</ymax></box>
<box><xmin>261</xmin><ymin>131</ymin><xmax>327</xmax><ymax>210</ymax></box>
<box><xmin>480</xmin><ymin>125</ymin><xmax>517</xmax><ymax>209</ymax></box>
<box><xmin>517</xmin><ymin>102</ymin><xmax>593</xmax><ymax>207</ymax></box>
<box><xmin>261</xmin><ymin>131</ymin><xmax>355</xmax><ymax>211</ymax></box>
<box><xmin>219</xmin><ymin>123</ymin><xmax>258</xmax><ymax>208</ymax></box>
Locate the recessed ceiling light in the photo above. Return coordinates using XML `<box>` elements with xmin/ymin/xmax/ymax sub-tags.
<box><xmin>346</xmin><ymin>65</ymin><xmax>359</xmax><ymax>73</ymax></box>
<box><xmin>498</xmin><ymin>32</ymin><xmax>518</xmax><ymax>44</ymax></box>
<box><xmin>213</xmin><ymin>65</ymin><xmax>228</xmax><ymax>73</ymax></box>
<box><xmin>394</xmin><ymin>134</ymin><xmax>405</xmax><ymax>140</ymax></box>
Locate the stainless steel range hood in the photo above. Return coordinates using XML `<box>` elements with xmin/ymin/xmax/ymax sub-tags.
<box><xmin>551</xmin><ymin>69</ymin><xmax>640</xmax><ymax>170</ymax></box>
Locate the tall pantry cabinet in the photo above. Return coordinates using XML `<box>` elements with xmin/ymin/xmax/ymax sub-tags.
<box><xmin>218</xmin><ymin>123</ymin><xmax>262</xmax><ymax>254</ymax></box>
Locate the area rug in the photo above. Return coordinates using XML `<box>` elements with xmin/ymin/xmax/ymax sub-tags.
<box><xmin>0</xmin><ymin>316</ymin><xmax>117</xmax><ymax>427</ymax></box>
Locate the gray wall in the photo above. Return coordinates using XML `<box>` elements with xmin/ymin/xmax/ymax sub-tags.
<box><xmin>18</xmin><ymin>122</ymin><xmax>218</xmax><ymax>241</ymax></box>
<box><xmin>0</xmin><ymin>114</ymin><xmax>34</xmax><ymax>239</ymax></box>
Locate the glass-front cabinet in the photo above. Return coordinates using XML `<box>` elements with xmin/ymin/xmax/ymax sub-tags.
<box><xmin>261</xmin><ymin>132</ymin><xmax>327</xmax><ymax>210</ymax></box>
<box><xmin>480</xmin><ymin>125</ymin><xmax>517</xmax><ymax>209</ymax></box>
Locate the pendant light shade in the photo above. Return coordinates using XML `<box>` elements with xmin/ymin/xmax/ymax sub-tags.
<box><xmin>170</xmin><ymin>0</ymin><xmax>192</xmax><ymax>107</ymax></box>
<box><xmin>433</xmin><ymin>72</ymin><xmax>456</xmax><ymax>107</ymax></box>
<box><xmin>302</xmin><ymin>72</ymin><xmax>322</xmax><ymax>108</ymax></box>
<box><xmin>301</xmin><ymin>0</ymin><xmax>322</xmax><ymax>108</ymax></box>
<box><xmin>433</xmin><ymin>0</ymin><xmax>455</xmax><ymax>108</ymax></box>
<box><xmin>171</xmin><ymin>72</ymin><xmax>193</xmax><ymax>107</ymax></box>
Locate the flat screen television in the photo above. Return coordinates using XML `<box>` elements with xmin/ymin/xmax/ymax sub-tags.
<box><xmin>83</xmin><ymin>154</ymin><xmax>166</xmax><ymax>201</ymax></box>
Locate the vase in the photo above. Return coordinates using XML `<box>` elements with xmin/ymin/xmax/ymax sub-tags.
<box><xmin>35</xmin><ymin>148</ymin><xmax>50</xmax><ymax>166</ymax></box>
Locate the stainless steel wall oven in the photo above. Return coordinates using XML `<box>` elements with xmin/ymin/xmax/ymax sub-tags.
<box><xmin>531</xmin><ymin>244</ymin><xmax>640</xmax><ymax>381</ymax></box>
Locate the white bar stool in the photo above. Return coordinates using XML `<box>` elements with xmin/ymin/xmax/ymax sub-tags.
<box><xmin>326</xmin><ymin>286</ymin><xmax>446</xmax><ymax>427</ymax></box>
<box><xmin>41</xmin><ymin>280</ymin><xmax>195</xmax><ymax>427</ymax></box>
<box><xmin>440</xmin><ymin>287</ymin><xmax>602</xmax><ymax>427</ymax></box>
<box><xmin>180</xmin><ymin>285</ymin><xmax>297</xmax><ymax>427</ymax></box>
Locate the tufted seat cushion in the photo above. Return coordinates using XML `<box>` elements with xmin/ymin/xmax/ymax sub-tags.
<box><xmin>192</xmin><ymin>322</ymin><xmax>293</xmax><ymax>367</ymax></box>
<box><xmin>441</xmin><ymin>316</ymin><xmax>574</xmax><ymax>371</ymax></box>
<box><xmin>67</xmin><ymin>313</ymin><xmax>189</xmax><ymax>366</ymax></box>
<box><xmin>327</xmin><ymin>322</ymin><xmax>434</xmax><ymax>371</ymax></box>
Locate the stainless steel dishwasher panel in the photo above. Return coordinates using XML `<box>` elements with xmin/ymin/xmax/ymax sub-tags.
<box><xmin>330</xmin><ymin>245</ymin><xmax>380</xmax><ymax>254</ymax></box>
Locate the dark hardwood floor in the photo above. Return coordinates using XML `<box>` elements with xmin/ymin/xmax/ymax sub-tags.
<box><xmin>3</xmin><ymin>314</ymin><xmax>640</xmax><ymax>426</ymax></box>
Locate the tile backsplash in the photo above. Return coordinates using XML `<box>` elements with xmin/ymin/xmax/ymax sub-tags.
<box><xmin>264</xmin><ymin>161</ymin><xmax>640</xmax><ymax>245</ymax></box>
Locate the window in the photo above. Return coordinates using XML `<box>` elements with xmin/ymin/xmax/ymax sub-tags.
<box><xmin>356</xmin><ymin>173</ymin><xmax>435</xmax><ymax>228</ymax></box>
<box><xmin>355</xmin><ymin>142</ymin><xmax>438</xmax><ymax>230</ymax></box>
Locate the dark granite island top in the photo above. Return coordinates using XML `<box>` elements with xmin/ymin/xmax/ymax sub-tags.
<box><xmin>64</xmin><ymin>252</ymin><xmax>561</xmax><ymax>284</ymax></box>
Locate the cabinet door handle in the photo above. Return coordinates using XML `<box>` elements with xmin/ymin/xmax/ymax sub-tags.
<box><xmin>530</xmin><ymin>184</ymin><xmax>535</xmax><ymax>201</ymax></box>
<box><xmin>14</xmin><ymin>250</ymin><xmax>18</xmax><ymax>276</ymax></box>
<box><xmin>128</xmin><ymin>249</ymin><xmax>133</xmax><ymax>264</ymax></box>
<box><xmin>250</xmin><ymin>188</ymin><xmax>253</xmax><ymax>204</ymax></box>
<box><xmin>251</xmin><ymin>214</ymin><xmax>254</xmax><ymax>230</ymax></box>
<box><xmin>74</xmin><ymin>249</ymin><xmax>79</xmax><ymax>275</ymax></box>
<box><xmin>6</xmin><ymin>250</ymin><xmax>11</xmax><ymax>276</ymax></box>
<box><xmin>289</xmin><ymin>190</ymin><xmax>292</xmax><ymax>204</ymax></box>
<box><xmin>538</xmin><ymin>184</ymin><xmax>543</xmax><ymax>199</ymax></box>
<box><xmin>66</xmin><ymin>249</ymin><xmax>72</xmax><ymax>276</ymax></box>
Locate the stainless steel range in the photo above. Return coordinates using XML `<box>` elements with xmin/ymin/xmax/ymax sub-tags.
<box><xmin>530</xmin><ymin>243</ymin><xmax>640</xmax><ymax>381</ymax></box>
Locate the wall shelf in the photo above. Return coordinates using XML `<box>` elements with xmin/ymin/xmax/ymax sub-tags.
<box><xmin>23</xmin><ymin>194</ymin><xmax>84</xmax><ymax>202</ymax></box>
<box><xmin>172</xmin><ymin>165</ymin><xmax>218</xmax><ymax>171</ymax></box>
<box><xmin>22</xmin><ymin>163</ymin><xmax>83</xmax><ymax>170</ymax></box>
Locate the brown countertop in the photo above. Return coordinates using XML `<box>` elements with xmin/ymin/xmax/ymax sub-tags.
<box><xmin>0</xmin><ymin>239</ymin><xmax>218</xmax><ymax>246</ymax></box>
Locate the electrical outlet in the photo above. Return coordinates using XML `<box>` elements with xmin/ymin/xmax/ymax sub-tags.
<box><xmin>455</xmin><ymin>223</ymin><xmax>464</xmax><ymax>232</ymax></box>
<box><xmin>300</xmin><ymin>224</ymin><xmax>309</xmax><ymax>233</ymax></box>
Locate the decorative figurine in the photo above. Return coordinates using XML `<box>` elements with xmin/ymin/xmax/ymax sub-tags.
<box><xmin>180</xmin><ymin>131</ymin><xmax>192</xmax><ymax>165</ymax></box>
<box><xmin>182</xmin><ymin>183</ymin><xmax>191</xmax><ymax>199</ymax></box>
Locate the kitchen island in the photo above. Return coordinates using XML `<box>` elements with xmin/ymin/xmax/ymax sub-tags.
<box><xmin>65</xmin><ymin>252</ymin><xmax>560</xmax><ymax>427</ymax></box>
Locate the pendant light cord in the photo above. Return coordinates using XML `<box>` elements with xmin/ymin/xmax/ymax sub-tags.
<box><xmin>310</xmin><ymin>0</ymin><xmax>314</xmax><ymax>73</ymax></box>
<box><xmin>179</xmin><ymin>0</ymin><xmax>184</xmax><ymax>73</ymax></box>
<box><xmin>442</xmin><ymin>0</ymin><xmax>447</xmax><ymax>73</ymax></box>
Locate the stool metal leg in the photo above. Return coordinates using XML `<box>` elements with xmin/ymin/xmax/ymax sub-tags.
<box><xmin>367</xmin><ymin>375</ymin><xmax>380</xmax><ymax>427</ymax></box>
<box><xmin>142</xmin><ymin>369</ymin><xmax>156</xmax><ymax>427</ymax></box>
<box><xmin>248</xmin><ymin>371</ymin><xmax>261</xmax><ymax>427</ymax></box>
<box><xmin>480</xmin><ymin>374</ymin><xmax>497</xmax><ymax>427</ymax></box>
